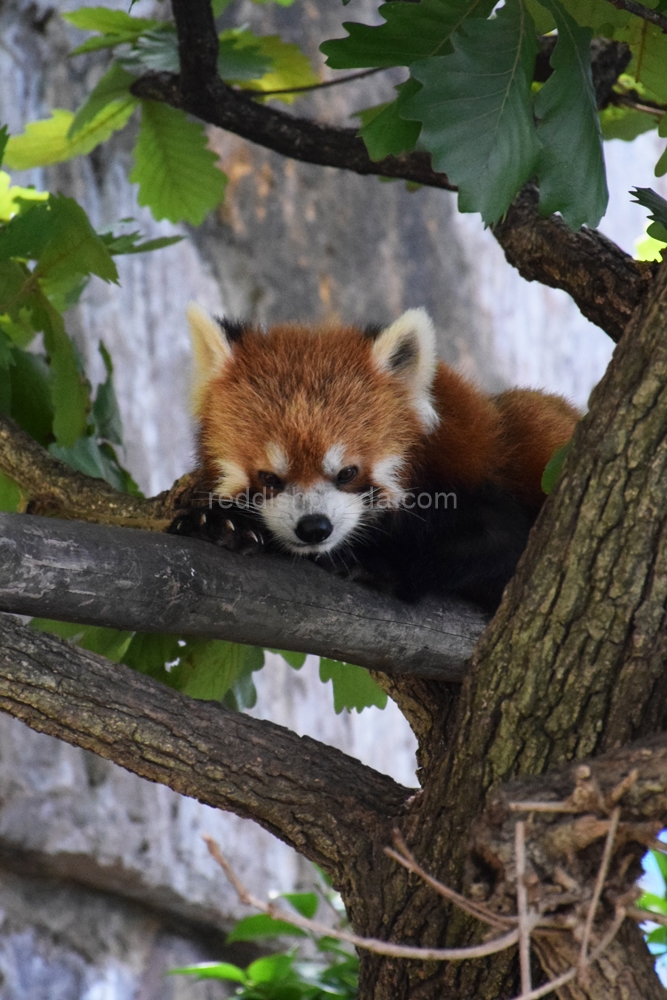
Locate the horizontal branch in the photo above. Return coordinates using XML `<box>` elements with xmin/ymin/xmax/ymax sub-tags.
<box><xmin>603</xmin><ymin>0</ymin><xmax>667</xmax><ymax>33</ymax></box>
<box><xmin>128</xmin><ymin>4</ymin><xmax>656</xmax><ymax>343</ymax></box>
<box><xmin>0</xmin><ymin>513</ymin><xmax>488</xmax><ymax>679</ymax></box>
<box><xmin>0</xmin><ymin>413</ymin><xmax>194</xmax><ymax>530</ymax></box>
<box><xmin>0</xmin><ymin>614</ymin><xmax>410</xmax><ymax>878</ymax></box>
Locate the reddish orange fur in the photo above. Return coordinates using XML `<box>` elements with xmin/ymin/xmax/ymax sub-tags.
<box><xmin>197</xmin><ymin>321</ymin><xmax>580</xmax><ymax>506</ymax></box>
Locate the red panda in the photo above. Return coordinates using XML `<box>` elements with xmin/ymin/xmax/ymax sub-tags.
<box><xmin>170</xmin><ymin>305</ymin><xmax>579</xmax><ymax>609</ymax></box>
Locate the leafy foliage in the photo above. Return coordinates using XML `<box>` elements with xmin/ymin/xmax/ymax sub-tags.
<box><xmin>171</xmin><ymin>879</ymin><xmax>358</xmax><ymax>999</ymax></box>
<box><xmin>405</xmin><ymin>0</ymin><xmax>541</xmax><ymax>224</ymax></box>
<box><xmin>631</xmin><ymin>186</ymin><xmax>667</xmax><ymax>244</ymax></box>
<box><xmin>5</xmin><ymin>106</ymin><xmax>136</xmax><ymax>171</ymax></box>
<box><xmin>533</xmin><ymin>0</ymin><xmax>607</xmax><ymax>228</ymax></box>
<box><xmin>319</xmin><ymin>660</ymin><xmax>387</xmax><ymax>714</ymax></box>
<box><xmin>541</xmin><ymin>441</ymin><xmax>571</xmax><ymax>495</ymax></box>
<box><xmin>130</xmin><ymin>101</ymin><xmax>227</xmax><ymax>225</ymax></box>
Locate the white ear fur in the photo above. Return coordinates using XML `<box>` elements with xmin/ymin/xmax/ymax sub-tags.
<box><xmin>187</xmin><ymin>302</ymin><xmax>233</xmax><ymax>416</ymax></box>
<box><xmin>371</xmin><ymin>308</ymin><xmax>439</xmax><ymax>432</ymax></box>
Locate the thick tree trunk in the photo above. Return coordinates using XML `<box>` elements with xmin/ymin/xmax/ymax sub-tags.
<box><xmin>346</xmin><ymin>261</ymin><xmax>667</xmax><ymax>997</ymax></box>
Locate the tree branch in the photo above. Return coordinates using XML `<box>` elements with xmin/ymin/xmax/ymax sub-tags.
<box><xmin>0</xmin><ymin>512</ymin><xmax>487</xmax><ymax>679</ymax></box>
<box><xmin>126</xmin><ymin>4</ymin><xmax>655</xmax><ymax>343</ymax></box>
<box><xmin>603</xmin><ymin>0</ymin><xmax>667</xmax><ymax>33</ymax></box>
<box><xmin>0</xmin><ymin>413</ymin><xmax>194</xmax><ymax>530</ymax></box>
<box><xmin>0</xmin><ymin>613</ymin><xmax>410</xmax><ymax>881</ymax></box>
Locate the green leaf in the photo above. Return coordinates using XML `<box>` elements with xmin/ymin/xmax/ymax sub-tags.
<box><xmin>227</xmin><ymin>914</ymin><xmax>307</xmax><ymax>942</ymax></box>
<box><xmin>118</xmin><ymin>28</ymin><xmax>181</xmax><ymax>74</ymax></box>
<box><xmin>92</xmin><ymin>343</ymin><xmax>123</xmax><ymax>444</ymax></box>
<box><xmin>247</xmin><ymin>954</ymin><xmax>296</xmax><ymax>984</ymax></box>
<box><xmin>168</xmin><ymin>961</ymin><xmax>247</xmax><ymax>982</ymax></box>
<box><xmin>6</xmin><ymin>348</ymin><xmax>54</xmax><ymax>446</ymax></box>
<box><xmin>631</xmin><ymin>186</ymin><xmax>667</xmax><ymax>229</ymax></box>
<box><xmin>321</xmin><ymin>0</ymin><xmax>495</xmax><ymax>69</ymax></box>
<box><xmin>541</xmin><ymin>441</ymin><xmax>572</xmax><ymax>495</ymax></box>
<box><xmin>5</xmin><ymin>105</ymin><xmax>136</xmax><ymax>171</ymax></box>
<box><xmin>121</xmin><ymin>633</ymin><xmax>181</xmax><ymax>683</ymax></box>
<box><xmin>0</xmin><ymin>469</ymin><xmax>24</xmax><ymax>512</ymax></box>
<box><xmin>0</xmin><ymin>170</ymin><xmax>48</xmax><ymax>222</ymax></box>
<box><xmin>651</xmin><ymin>848</ymin><xmax>667</xmax><ymax>881</ymax></box>
<box><xmin>171</xmin><ymin>640</ymin><xmax>263</xmax><ymax>701</ymax></box>
<box><xmin>130</xmin><ymin>102</ymin><xmax>227</xmax><ymax>225</ymax></box>
<box><xmin>49</xmin><ymin>434</ymin><xmax>132</xmax><ymax>491</ymax></box>
<box><xmin>272</xmin><ymin>649</ymin><xmax>307</xmax><ymax>669</ymax></box>
<box><xmin>218</xmin><ymin>31</ymin><xmax>274</xmax><ymax>81</ymax></box>
<box><xmin>599</xmin><ymin>104</ymin><xmax>659</xmax><ymax>142</ymax></box>
<box><xmin>281</xmin><ymin>892</ymin><xmax>319</xmax><ymax>919</ymax></box>
<box><xmin>31</xmin><ymin>619</ymin><xmax>134</xmax><ymax>662</ymax></box>
<box><xmin>617</xmin><ymin>20</ymin><xmax>667</xmax><ymax>103</ymax></box>
<box><xmin>232</xmin><ymin>34</ymin><xmax>318</xmax><ymax>103</ymax></box>
<box><xmin>100</xmin><ymin>230</ymin><xmax>182</xmax><ymax>255</ymax></box>
<box><xmin>404</xmin><ymin>0</ymin><xmax>540</xmax><ymax>224</ymax></box>
<box><xmin>63</xmin><ymin>7</ymin><xmax>157</xmax><ymax>34</ymax></box>
<box><xmin>638</xmin><ymin>891</ymin><xmax>667</xmax><ymax>916</ymax></box>
<box><xmin>0</xmin><ymin>126</ymin><xmax>8</xmax><ymax>170</ymax></box>
<box><xmin>559</xmin><ymin>0</ymin><xmax>632</xmax><ymax>33</ymax></box>
<box><xmin>69</xmin><ymin>63</ymin><xmax>138</xmax><ymax>138</ymax></box>
<box><xmin>356</xmin><ymin>79</ymin><xmax>422</xmax><ymax>160</ymax></box>
<box><xmin>319</xmin><ymin>659</ymin><xmax>388</xmax><ymax>714</ymax></box>
<box><xmin>32</xmin><ymin>195</ymin><xmax>118</xmax><ymax>285</ymax></box>
<box><xmin>533</xmin><ymin>0</ymin><xmax>607</xmax><ymax>229</ymax></box>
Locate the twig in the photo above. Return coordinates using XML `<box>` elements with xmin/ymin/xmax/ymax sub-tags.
<box><xmin>246</xmin><ymin>67</ymin><xmax>384</xmax><ymax>97</ymax></box>
<box><xmin>510</xmin><ymin>908</ymin><xmax>627</xmax><ymax>1000</ymax></box>
<box><xmin>628</xmin><ymin>905</ymin><xmax>667</xmax><ymax>928</ymax></box>
<box><xmin>515</xmin><ymin>820</ymin><xmax>532</xmax><ymax>995</ymax></box>
<box><xmin>603</xmin><ymin>0</ymin><xmax>667</xmax><ymax>32</ymax></box>
<box><xmin>204</xmin><ymin>835</ymin><xmax>526</xmax><ymax>962</ymax></box>
<box><xmin>385</xmin><ymin>829</ymin><xmax>513</xmax><ymax>930</ymax></box>
<box><xmin>509</xmin><ymin>801</ymin><xmax>576</xmax><ymax>813</ymax></box>
<box><xmin>607</xmin><ymin>768</ymin><xmax>639</xmax><ymax>807</ymax></box>
<box><xmin>579</xmin><ymin>806</ymin><xmax>621</xmax><ymax>968</ymax></box>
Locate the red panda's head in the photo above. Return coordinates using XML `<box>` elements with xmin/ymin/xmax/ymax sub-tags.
<box><xmin>188</xmin><ymin>304</ymin><xmax>439</xmax><ymax>555</ymax></box>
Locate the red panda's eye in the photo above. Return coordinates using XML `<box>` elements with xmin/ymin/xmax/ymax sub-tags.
<box><xmin>336</xmin><ymin>466</ymin><xmax>358</xmax><ymax>485</ymax></box>
<box><xmin>258</xmin><ymin>471</ymin><xmax>284</xmax><ymax>491</ymax></box>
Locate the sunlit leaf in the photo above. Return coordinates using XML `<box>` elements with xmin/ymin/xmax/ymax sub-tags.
<box><xmin>69</xmin><ymin>62</ymin><xmax>138</xmax><ymax>137</ymax></box>
<box><xmin>282</xmin><ymin>892</ymin><xmax>319</xmax><ymax>919</ymax></box>
<box><xmin>0</xmin><ymin>171</ymin><xmax>48</xmax><ymax>222</ymax></box>
<box><xmin>168</xmin><ymin>962</ymin><xmax>247</xmax><ymax>982</ymax></box>
<box><xmin>130</xmin><ymin>102</ymin><xmax>227</xmax><ymax>224</ymax></box>
<box><xmin>227</xmin><ymin>914</ymin><xmax>307</xmax><ymax>942</ymax></box>
<box><xmin>5</xmin><ymin>105</ymin><xmax>136</xmax><ymax>171</ymax></box>
<box><xmin>403</xmin><ymin>0</ymin><xmax>540</xmax><ymax>223</ymax></box>
<box><xmin>234</xmin><ymin>34</ymin><xmax>318</xmax><ymax>103</ymax></box>
<box><xmin>599</xmin><ymin>105</ymin><xmax>659</xmax><ymax>142</ymax></box>
<box><xmin>534</xmin><ymin>0</ymin><xmax>607</xmax><ymax>229</ymax></box>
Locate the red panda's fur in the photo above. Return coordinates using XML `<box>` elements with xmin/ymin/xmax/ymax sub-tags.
<box><xmin>175</xmin><ymin>305</ymin><xmax>580</xmax><ymax>609</ymax></box>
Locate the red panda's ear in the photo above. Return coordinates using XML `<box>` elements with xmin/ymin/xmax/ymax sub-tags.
<box><xmin>187</xmin><ymin>303</ymin><xmax>234</xmax><ymax>416</ymax></box>
<box><xmin>371</xmin><ymin>308</ymin><xmax>439</xmax><ymax>432</ymax></box>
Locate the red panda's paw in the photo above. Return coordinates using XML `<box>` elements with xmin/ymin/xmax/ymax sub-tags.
<box><xmin>167</xmin><ymin>506</ymin><xmax>265</xmax><ymax>556</ymax></box>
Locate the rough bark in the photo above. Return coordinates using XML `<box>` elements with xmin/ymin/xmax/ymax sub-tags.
<box><xmin>0</xmin><ymin>613</ymin><xmax>410</xmax><ymax>888</ymax></box>
<box><xmin>357</xmin><ymin>258</ymin><xmax>667</xmax><ymax>1000</ymax></box>
<box><xmin>0</xmin><ymin>512</ymin><xmax>486</xmax><ymax>679</ymax></box>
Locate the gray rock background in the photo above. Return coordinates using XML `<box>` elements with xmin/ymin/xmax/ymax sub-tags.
<box><xmin>0</xmin><ymin>0</ymin><xmax>661</xmax><ymax>994</ymax></box>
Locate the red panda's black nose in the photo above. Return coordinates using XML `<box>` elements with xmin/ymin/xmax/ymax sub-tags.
<box><xmin>295</xmin><ymin>514</ymin><xmax>333</xmax><ymax>544</ymax></box>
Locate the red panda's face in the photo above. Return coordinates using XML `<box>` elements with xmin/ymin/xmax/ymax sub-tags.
<box><xmin>188</xmin><ymin>307</ymin><xmax>439</xmax><ymax>555</ymax></box>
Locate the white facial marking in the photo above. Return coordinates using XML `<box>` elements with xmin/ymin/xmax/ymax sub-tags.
<box><xmin>258</xmin><ymin>480</ymin><xmax>367</xmax><ymax>555</ymax></box>
<box><xmin>265</xmin><ymin>442</ymin><xmax>289</xmax><ymax>477</ymax></box>
<box><xmin>322</xmin><ymin>443</ymin><xmax>346</xmax><ymax>477</ymax></box>
<box><xmin>372</xmin><ymin>454</ymin><xmax>406</xmax><ymax>507</ymax></box>
<box><xmin>215</xmin><ymin>459</ymin><xmax>249</xmax><ymax>498</ymax></box>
